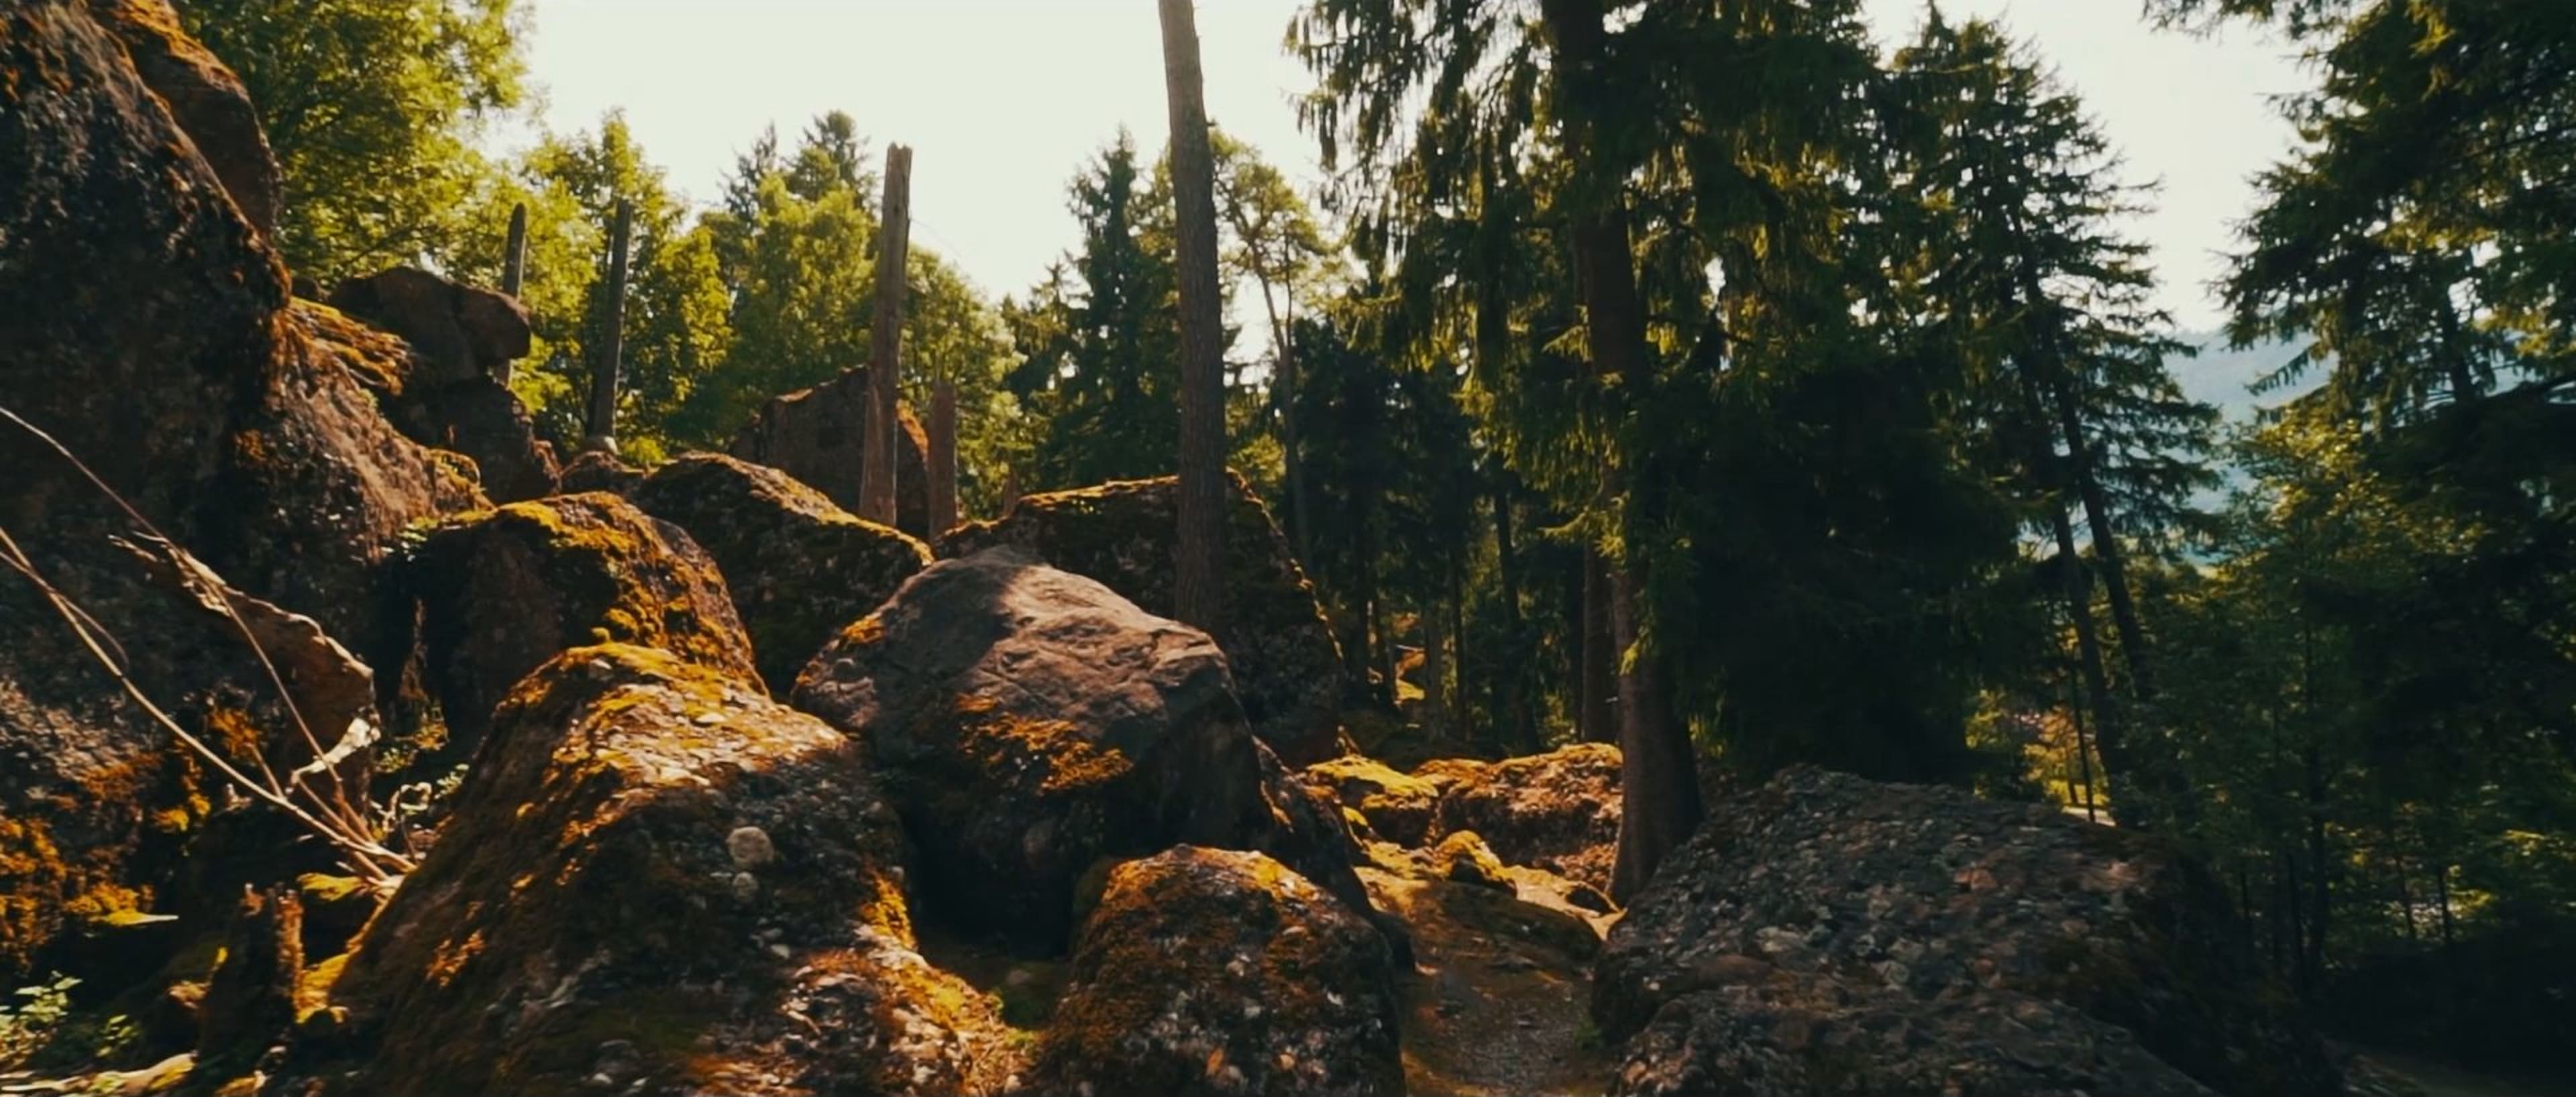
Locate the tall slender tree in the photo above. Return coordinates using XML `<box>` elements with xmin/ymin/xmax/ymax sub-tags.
<box><xmin>1161</xmin><ymin>0</ymin><xmax>1230</xmax><ymax>632</ymax></box>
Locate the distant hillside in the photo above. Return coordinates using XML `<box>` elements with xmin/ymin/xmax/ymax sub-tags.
<box><xmin>2170</xmin><ymin>333</ymin><xmax>2322</xmax><ymax>422</ymax></box>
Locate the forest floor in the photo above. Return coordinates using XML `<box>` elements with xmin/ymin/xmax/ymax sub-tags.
<box><xmin>1359</xmin><ymin>866</ymin><xmax>1615</xmax><ymax>1097</ymax></box>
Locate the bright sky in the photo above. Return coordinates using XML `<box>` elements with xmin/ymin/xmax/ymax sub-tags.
<box><xmin>511</xmin><ymin>0</ymin><xmax>2308</xmax><ymax>332</ymax></box>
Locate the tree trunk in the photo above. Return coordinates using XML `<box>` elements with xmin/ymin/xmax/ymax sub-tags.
<box><xmin>1424</xmin><ymin>602</ymin><xmax>1450</xmax><ymax>739</ymax></box>
<box><xmin>583</xmin><ymin>198</ymin><xmax>632</xmax><ymax>454</ymax></box>
<box><xmin>500</xmin><ymin>202</ymin><xmax>529</xmax><ymax>298</ymax></box>
<box><xmin>2051</xmin><ymin>502</ymin><xmax>2135</xmax><ymax>822</ymax></box>
<box><xmin>1449</xmin><ymin>556</ymin><xmax>1470</xmax><ymax>743</ymax></box>
<box><xmin>927</xmin><ymin>375</ymin><xmax>959</xmax><ymax>541</ymax></box>
<box><xmin>861</xmin><ymin>145</ymin><xmax>914</xmax><ymax>526</ymax></box>
<box><xmin>2043</xmin><ymin>361</ymin><xmax>2153</xmax><ymax>701</ymax></box>
<box><xmin>1160</xmin><ymin>0</ymin><xmax>1228</xmax><ymax>634</ymax></box>
<box><xmin>1540</xmin><ymin>0</ymin><xmax>1701</xmax><ymax>899</ymax></box>
<box><xmin>2063</xmin><ymin>663</ymin><xmax>2099</xmax><ymax>823</ymax></box>
<box><xmin>1491</xmin><ymin>480</ymin><xmax>1533</xmax><ymax>752</ymax></box>
<box><xmin>1580</xmin><ymin>548</ymin><xmax>1617</xmax><ymax>744</ymax></box>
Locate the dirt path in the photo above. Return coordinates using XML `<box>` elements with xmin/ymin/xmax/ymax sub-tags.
<box><xmin>1359</xmin><ymin>866</ymin><xmax>1614</xmax><ymax>1097</ymax></box>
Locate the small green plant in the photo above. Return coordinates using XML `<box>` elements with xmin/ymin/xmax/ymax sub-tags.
<box><xmin>0</xmin><ymin>972</ymin><xmax>79</xmax><ymax>1067</ymax></box>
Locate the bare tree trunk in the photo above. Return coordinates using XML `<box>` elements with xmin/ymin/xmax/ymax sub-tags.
<box><xmin>861</xmin><ymin>145</ymin><xmax>914</xmax><ymax>526</ymax></box>
<box><xmin>1160</xmin><ymin>0</ymin><xmax>1228</xmax><ymax>634</ymax></box>
<box><xmin>2051</xmin><ymin>501</ymin><xmax>2135</xmax><ymax>821</ymax></box>
<box><xmin>1540</xmin><ymin>0</ymin><xmax>1701</xmax><ymax>900</ymax></box>
<box><xmin>1002</xmin><ymin>467</ymin><xmax>1022</xmax><ymax>517</ymax></box>
<box><xmin>2049</xmin><ymin>373</ymin><xmax>2155</xmax><ymax>700</ymax></box>
<box><xmin>1424</xmin><ymin>603</ymin><xmax>1449</xmax><ymax>740</ymax></box>
<box><xmin>582</xmin><ymin>198</ymin><xmax>631</xmax><ymax>454</ymax></box>
<box><xmin>1579</xmin><ymin>548</ymin><xmax>1617</xmax><ymax>744</ymax></box>
<box><xmin>1448</xmin><ymin>561</ymin><xmax>1470</xmax><ymax>744</ymax></box>
<box><xmin>1492</xmin><ymin>481</ymin><xmax>1534</xmax><ymax>752</ymax></box>
<box><xmin>500</xmin><ymin>202</ymin><xmax>529</xmax><ymax>298</ymax></box>
<box><xmin>2064</xmin><ymin>663</ymin><xmax>2099</xmax><ymax>823</ymax></box>
<box><xmin>927</xmin><ymin>376</ymin><xmax>959</xmax><ymax>541</ymax></box>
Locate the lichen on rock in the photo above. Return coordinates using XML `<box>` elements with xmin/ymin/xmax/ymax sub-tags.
<box><xmin>792</xmin><ymin>548</ymin><xmax>1378</xmax><ymax>954</ymax></box>
<box><xmin>321</xmin><ymin>644</ymin><xmax>1020</xmax><ymax>1096</ymax></box>
<box><xmin>406</xmin><ymin>492</ymin><xmax>761</xmax><ymax>758</ymax></box>
<box><xmin>1035</xmin><ymin>846</ymin><xmax>1403</xmax><ymax>1097</ymax></box>
<box><xmin>632</xmin><ymin>453</ymin><xmax>931</xmax><ymax>692</ymax></box>
<box><xmin>1595</xmin><ymin>766</ymin><xmax>2345</xmax><ymax>1097</ymax></box>
<box><xmin>943</xmin><ymin>474</ymin><xmax>1351</xmax><ymax>766</ymax></box>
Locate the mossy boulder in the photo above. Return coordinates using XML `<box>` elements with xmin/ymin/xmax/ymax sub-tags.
<box><xmin>1431</xmin><ymin>742</ymin><xmax>1621</xmax><ymax>894</ymax></box>
<box><xmin>1611</xmin><ymin>962</ymin><xmax>2220</xmax><ymax>1097</ymax></box>
<box><xmin>322</xmin><ymin>644</ymin><xmax>1022</xmax><ymax>1097</ymax></box>
<box><xmin>727</xmin><ymin>365</ymin><xmax>934</xmax><ymax>539</ymax></box>
<box><xmin>632</xmin><ymin>453</ymin><xmax>932</xmax><ymax>691</ymax></box>
<box><xmin>82</xmin><ymin>0</ymin><xmax>281</xmax><ymax>237</ymax></box>
<box><xmin>3</xmin><ymin>0</ymin><xmax>482</xmax><ymax>715</ymax></box>
<box><xmin>1431</xmin><ymin>831</ymin><xmax>1509</xmax><ymax>890</ymax></box>
<box><xmin>407</xmin><ymin>494</ymin><xmax>761</xmax><ymax>755</ymax></box>
<box><xmin>1301</xmin><ymin>755</ymin><xmax>1442</xmax><ymax>847</ymax></box>
<box><xmin>555</xmin><ymin>449</ymin><xmax>643</xmax><ymax>496</ymax></box>
<box><xmin>302</xmin><ymin>297</ymin><xmax>559</xmax><ymax>505</ymax></box>
<box><xmin>1594</xmin><ymin>766</ymin><xmax>2343</xmax><ymax>1097</ymax></box>
<box><xmin>792</xmin><ymin>548</ymin><xmax>1375</xmax><ymax>954</ymax></box>
<box><xmin>324</xmin><ymin>267</ymin><xmax>531</xmax><ymax>389</ymax></box>
<box><xmin>1034</xmin><ymin>847</ymin><xmax>1402</xmax><ymax>1097</ymax></box>
<box><xmin>1</xmin><ymin>528</ymin><xmax>386</xmax><ymax>984</ymax></box>
<box><xmin>943</xmin><ymin>474</ymin><xmax>1350</xmax><ymax>766</ymax></box>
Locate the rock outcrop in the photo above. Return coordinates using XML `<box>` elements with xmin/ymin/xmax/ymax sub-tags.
<box><xmin>300</xmin><ymin>300</ymin><xmax>559</xmax><ymax>504</ymax></box>
<box><xmin>1302</xmin><ymin>756</ymin><xmax>1442</xmax><ymax>847</ymax></box>
<box><xmin>1432</xmin><ymin>743</ymin><xmax>1621</xmax><ymax>895</ymax></box>
<box><xmin>1036</xmin><ymin>847</ymin><xmax>1403</xmax><ymax>1097</ymax></box>
<box><xmin>1</xmin><ymin>0</ymin><xmax>472</xmax><ymax>976</ymax></box>
<box><xmin>1611</xmin><ymin>966</ymin><xmax>2220</xmax><ymax>1097</ymax></box>
<box><xmin>1594</xmin><ymin>766</ymin><xmax>2344</xmax><ymax>1097</ymax></box>
<box><xmin>632</xmin><ymin>454</ymin><xmax>931</xmax><ymax>692</ymax></box>
<box><xmin>555</xmin><ymin>448</ymin><xmax>644</xmax><ymax>496</ymax></box>
<box><xmin>792</xmin><ymin>548</ymin><xmax>1374</xmax><ymax>952</ymax></box>
<box><xmin>324</xmin><ymin>267</ymin><xmax>532</xmax><ymax>388</ymax></box>
<box><xmin>82</xmin><ymin>0</ymin><xmax>282</xmax><ymax>238</ymax></box>
<box><xmin>407</xmin><ymin>494</ymin><xmax>760</xmax><ymax>754</ymax></box>
<box><xmin>325</xmin><ymin>644</ymin><xmax>1023</xmax><ymax>1096</ymax></box>
<box><xmin>727</xmin><ymin>367</ymin><xmax>933</xmax><ymax>539</ymax></box>
<box><xmin>943</xmin><ymin>475</ymin><xmax>1349</xmax><ymax>766</ymax></box>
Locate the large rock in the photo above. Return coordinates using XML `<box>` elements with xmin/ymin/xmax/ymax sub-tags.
<box><xmin>555</xmin><ymin>448</ymin><xmax>643</xmax><ymax>496</ymax></box>
<box><xmin>791</xmin><ymin>548</ymin><xmax>1373</xmax><ymax>952</ymax></box>
<box><xmin>325</xmin><ymin>267</ymin><xmax>532</xmax><ymax>389</ymax></box>
<box><xmin>1035</xmin><ymin>847</ymin><xmax>1402</xmax><ymax>1097</ymax></box>
<box><xmin>943</xmin><ymin>475</ymin><xmax>1350</xmax><ymax>766</ymax></box>
<box><xmin>632</xmin><ymin>453</ymin><xmax>930</xmax><ymax>692</ymax></box>
<box><xmin>1</xmin><ymin>0</ymin><xmax>471</xmax><ymax>976</ymax></box>
<box><xmin>1432</xmin><ymin>742</ymin><xmax>1621</xmax><ymax>894</ymax></box>
<box><xmin>83</xmin><ymin>0</ymin><xmax>281</xmax><ymax>238</ymax></box>
<box><xmin>1594</xmin><ymin>767</ymin><xmax>2343</xmax><ymax>1097</ymax></box>
<box><xmin>407</xmin><ymin>494</ymin><xmax>759</xmax><ymax>754</ymax></box>
<box><xmin>1302</xmin><ymin>755</ymin><xmax>1443</xmax><ymax>847</ymax></box>
<box><xmin>324</xmin><ymin>644</ymin><xmax>1024</xmax><ymax>1096</ymax></box>
<box><xmin>301</xmin><ymin>300</ymin><xmax>558</xmax><ymax>504</ymax></box>
<box><xmin>0</xmin><ymin>536</ymin><xmax>365</xmax><ymax>980</ymax></box>
<box><xmin>728</xmin><ymin>367</ymin><xmax>933</xmax><ymax>539</ymax></box>
<box><xmin>1612</xmin><ymin>964</ymin><xmax>2218</xmax><ymax>1097</ymax></box>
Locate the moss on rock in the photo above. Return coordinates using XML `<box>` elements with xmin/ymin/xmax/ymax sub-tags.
<box><xmin>943</xmin><ymin>475</ymin><xmax>1351</xmax><ymax>766</ymax></box>
<box><xmin>632</xmin><ymin>453</ymin><xmax>931</xmax><ymax>692</ymax></box>
<box><xmin>1035</xmin><ymin>847</ymin><xmax>1401</xmax><ymax>1097</ymax></box>
<box><xmin>406</xmin><ymin>493</ymin><xmax>761</xmax><ymax>758</ymax></box>
<box><xmin>319</xmin><ymin>644</ymin><xmax>1018</xmax><ymax>1096</ymax></box>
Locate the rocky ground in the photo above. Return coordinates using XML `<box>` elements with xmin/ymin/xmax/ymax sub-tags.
<box><xmin>0</xmin><ymin>3</ymin><xmax>2429</xmax><ymax>1094</ymax></box>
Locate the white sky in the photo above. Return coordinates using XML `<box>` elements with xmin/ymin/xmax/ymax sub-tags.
<box><xmin>509</xmin><ymin>0</ymin><xmax>2308</xmax><ymax>331</ymax></box>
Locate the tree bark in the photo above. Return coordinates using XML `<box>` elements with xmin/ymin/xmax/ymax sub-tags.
<box><xmin>927</xmin><ymin>375</ymin><xmax>959</xmax><ymax>542</ymax></box>
<box><xmin>1491</xmin><ymin>480</ymin><xmax>1534</xmax><ymax>752</ymax></box>
<box><xmin>861</xmin><ymin>145</ymin><xmax>913</xmax><ymax>526</ymax></box>
<box><xmin>1579</xmin><ymin>547</ymin><xmax>1617</xmax><ymax>744</ymax></box>
<box><xmin>1424</xmin><ymin>601</ymin><xmax>1450</xmax><ymax>739</ymax></box>
<box><xmin>582</xmin><ymin>198</ymin><xmax>631</xmax><ymax>454</ymax></box>
<box><xmin>500</xmin><ymin>202</ymin><xmax>529</xmax><ymax>298</ymax></box>
<box><xmin>2051</xmin><ymin>501</ymin><xmax>2135</xmax><ymax>822</ymax></box>
<box><xmin>1541</xmin><ymin>0</ymin><xmax>1701</xmax><ymax>900</ymax></box>
<box><xmin>1161</xmin><ymin>0</ymin><xmax>1228</xmax><ymax>634</ymax></box>
<box><xmin>2047</xmin><ymin>371</ymin><xmax>2155</xmax><ymax>699</ymax></box>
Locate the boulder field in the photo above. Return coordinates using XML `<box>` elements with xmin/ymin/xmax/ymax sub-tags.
<box><xmin>0</xmin><ymin>4</ymin><xmax>2359</xmax><ymax>1094</ymax></box>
